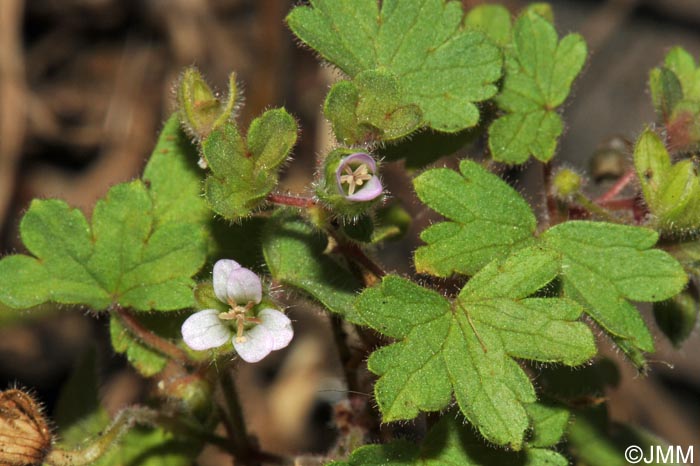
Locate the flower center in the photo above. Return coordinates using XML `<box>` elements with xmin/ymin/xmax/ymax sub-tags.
<box><xmin>218</xmin><ymin>299</ymin><xmax>262</xmax><ymax>343</ymax></box>
<box><xmin>339</xmin><ymin>163</ymin><xmax>373</xmax><ymax>195</ymax></box>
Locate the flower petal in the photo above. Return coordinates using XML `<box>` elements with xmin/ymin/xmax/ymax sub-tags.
<box><xmin>181</xmin><ymin>309</ymin><xmax>231</xmax><ymax>351</ymax></box>
<box><xmin>233</xmin><ymin>325</ymin><xmax>274</xmax><ymax>363</ymax></box>
<box><xmin>346</xmin><ymin>175</ymin><xmax>382</xmax><ymax>202</ymax></box>
<box><xmin>226</xmin><ymin>267</ymin><xmax>262</xmax><ymax>305</ymax></box>
<box><xmin>342</xmin><ymin>152</ymin><xmax>377</xmax><ymax>173</ymax></box>
<box><xmin>213</xmin><ymin>259</ymin><xmax>242</xmax><ymax>302</ymax></box>
<box><xmin>258</xmin><ymin>308</ymin><xmax>294</xmax><ymax>351</ymax></box>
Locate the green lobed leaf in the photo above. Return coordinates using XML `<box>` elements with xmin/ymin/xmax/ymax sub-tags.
<box><xmin>0</xmin><ymin>116</ymin><xmax>208</xmax><ymax>311</ymax></box>
<box><xmin>414</xmin><ymin>160</ymin><xmax>536</xmax><ymax>277</ymax></box>
<box><xmin>203</xmin><ymin>109</ymin><xmax>298</xmax><ymax>219</ymax></box>
<box><xmin>143</xmin><ymin>113</ymin><xmax>210</xmax><ymax>229</ymax></box>
<box><xmin>541</xmin><ymin>221</ymin><xmax>688</xmax><ymax>354</ymax></box>
<box><xmin>488</xmin><ymin>10</ymin><xmax>587</xmax><ymax>163</ymax></box>
<box><xmin>0</xmin><ymin>182</ymin><xmax>206</xmax><ymax>311</ymax></box>
<box><xmin>262</xmin><ymin>211</ymin><xmax>363</xmax><ymax>322</ymax></box>
<box><xmin>332</xmin><ymin>411</ymin><xmax>568</xmax><ymax>466</ymax></box>
<box><xmin>464</xmin><ymin>4</ymin><xmax>512</xmax><ymax>47</ymax></box>
<box><xmin>357</xmin><ymin>247</ymin><xmax>595</xmax><ymax>448</ymax></box>
<box><xmin>288</xmin><ymin>0</ymin><xmax>502</xmax><ymax>137</ymax></box>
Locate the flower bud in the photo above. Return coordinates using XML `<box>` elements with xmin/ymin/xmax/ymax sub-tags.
<box><xmin>0</xmin><ymin>389</ymin><xmax>52</xmax><ymax>466</ymax></box>
<box><xmin>176</xmin><ymin>67</ymin><xmax>238</xmax><ymax>141</ymax></box>
<box><xmin>552</xmin><ymin>168</ymin><xmax>583</xmax><ymax>199</ymax></box>
<box><xmin>157</xmin><ymin>369</ymin><xmax>213</xmax><ymax>421</ymax></box>
<box><xmin>317</xmin><ymin>149</ymin><xmax>384</xmax><ymax>218</ymax></box>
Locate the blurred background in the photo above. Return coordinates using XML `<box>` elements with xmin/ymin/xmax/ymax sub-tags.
<box><xmin>0</xmin><ymin>0</ymin><xmax>699</xmax><ymax>462</ymax></box>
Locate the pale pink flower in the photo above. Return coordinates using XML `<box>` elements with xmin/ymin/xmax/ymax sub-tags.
<box><xmin>181</xmin><ymin>259</ymin><xmax>293</xmax><ymax>363</ymax></box>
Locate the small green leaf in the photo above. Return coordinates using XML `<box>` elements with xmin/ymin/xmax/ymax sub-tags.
<box><xmin>325</xmin><ymin>70</ymin><xmax>423</xmax><ymax>144</ymax></box>
<box><xmin>288</xmin><ymin>0</ymin><xmax>502</xmax><ymax>135</ymax></box>
<box><xmin>334</xmin><ymin>412</ymin><xmax>568</xmax><ymax>466</ymax></box>
<box><xmin>358</xmin><ymin>247</ymin><xmax>595</xmax><ymax>448</ymax></box>
<box><xmin>633</xmin><ymin>128</ymin><xmax>700</xmax><ymax>233</ymax></box>
<box><xmin>541</xmin><ymin>221</ymin><xmax>688</xmax><ymax>354</ymax></box>
<box><xmin>664</xmin><ymin>46</ymin><xmax>700</xmax><ymax>101</ymax></box>
<box><xmin>414</xmin><ymin>160</ymin><xmax>536</xmax><ymax>277</ymax></box>
<box><xmin>649</xmin><ymin>67</ymin><xmax>683</xmax><ymax>121</ymax></box>
<box><xmin>525</xmin><ymin>401</ymin><xmax>570</xmax><ymax>448</ymax></box>
<box><xmin>489</xmin><ymin>10</ymin><xmax>587</xmax><ymax>163</ymax></box>
<box><xmin>653</xmin><ymin>286</ymin><xmax>698</xmax><ymax>348</ymax></box>
<box><xmin>203</xmin><ymin>122</ymin><xmax>272</xmax><ymax>219</ymax></box>
<box><xmin>203</xmin><ymin>109</ymin><xmax>298</xmax><ymax>219</ymax></box>
<box><xmin>109</xmin><ymin>312</ymin><xmax>185</xmax><ymax>377</ymax></box>
<box><xmin>488</xmin><ymin>110</ymin><xmax>563</xmax><ymax>164</ymax></box>
<box><xmin>464</xmin><ymin>4</ymin><xmax>512</xmax><ymax>46</ymax></box>
<box><xmin>262</xmin><ymin>211</ymin><xmax>363</xmax><ymax>322</ymax></box>
<box><xmin>247</xmin><ymin>108</ymin><xmax>298</xmax><ymax>170</ymax></box>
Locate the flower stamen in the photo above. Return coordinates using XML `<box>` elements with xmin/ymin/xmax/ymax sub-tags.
<box><xmin>340</xmin><ymin>163</ymin><xmax>373</xmax><ymax>195</ymax></box>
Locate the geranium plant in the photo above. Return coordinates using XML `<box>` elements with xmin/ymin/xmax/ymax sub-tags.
<box><xmin>0</xmin><ymin>1</ymin><xmax>698</xmax><ymax>465</ymax></box>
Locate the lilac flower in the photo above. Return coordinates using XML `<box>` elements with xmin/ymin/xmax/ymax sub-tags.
<box><xmin>181</xmin><ymin>259</ymin><xmax>293</xmax><ymax>363</ymax></box>
<box><xmin>335</xmin><ymin>153</ymin><xmax>383</xmax><ymax>202</ymax></box>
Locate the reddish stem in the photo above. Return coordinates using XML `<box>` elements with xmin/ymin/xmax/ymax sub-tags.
<box><xmin>266</xmin><ymin>192</ymin><xmax>317</xmax><ymax>208</ymax></box>
<box><xmin>343</xmin><ymin>242</ymin><xmax>387</xmax><ymax>279</ymax></box>
<box><xmin>114</xmin><ymin>306</ymin><xmax>191</xmax><ymax>365</ymax></box>
<box><xmin>595</xmin><ymin>169</ymin><xmax>636</xmax><ymax>203</ymax></box>
<box><xmin>597</xmin><ymin>197</ymin><xmax>637</xmax><ymax>211</ymax></box>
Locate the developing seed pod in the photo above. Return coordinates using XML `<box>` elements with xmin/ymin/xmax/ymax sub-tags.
<box><xmin>0</xmin><ymin>389</ymin><xmax>52</xmax><ymax>466</ymax></box>
<box><xmin>176</xmin><ymin>67</ymin><xmax>238</xmax><ymax>143</ymax></box>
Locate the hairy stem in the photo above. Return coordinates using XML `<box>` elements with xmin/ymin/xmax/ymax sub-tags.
<box><xmin>114</xmin><ymin>306</ymin><xmax>191</xmax><ymax>366</ymax></box>
<box><xmin>45</xmin><ymin>407</ymin><xmax>156</xmax><ymax>466</ymax></box>
<box><xmin>574</xmin><ymin>193</ymin><xmax>620</xmax><ymax>223</ymax></box>
<box><xmin>542</xmin><ymin>163</ymin><xmax>559</xmax><ymax>226</ymax></box>
<box><xmin>267</xmin><ymin>192</ymin><xmax>317</xmax><ymax>208</ymax></box>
